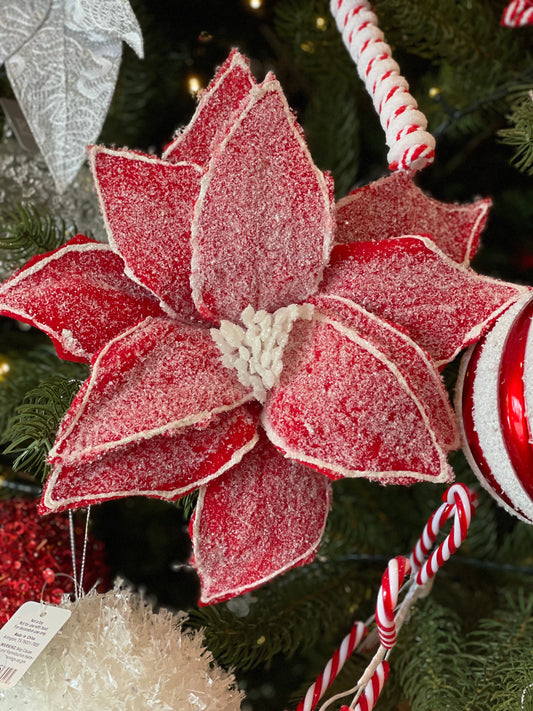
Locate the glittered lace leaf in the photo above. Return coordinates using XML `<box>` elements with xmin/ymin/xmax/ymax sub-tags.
<box><xmin>41</xmin><ymin>406</ymin><xmax>258</xmax><ymax>514</ymax></box>
<box><xmin>49</xmin><ymin>317</ymin><xmax>256</xmax><ymax>466</ymax></box>
<box><xmin>5</xmin><ymin>0</ymin><xmax>142</xmax><ymax>191</ymax></box>
<box><xmin>320</xmin><ymin>236</ymin><xmax>529</xmax><ymax>366</ymax></box>
<box><xmin>66</xmin><ymin>0</ymin><xmax>143</xmax><ymax>56</ymax></box>
<box><xmin>90</xmin><ymin>146</ymin><xmax>202</xmax><ymax>319</ymax></box>
<box><xmin>190</xmin><ymin>79</ymin><xmax>335</xmax><ymax>323</ymax></box>
<box><xmin>191</xmin><ymin>432</ymin><xmax>332</xmax><ymax>605</ymax></box>
<box><xmin>263</xmin><ymin>313</ymin><xmax>454</xmax><ymax>484</ymax></box>
<box><xmin>0</xmin><ymin>0</ymin><xmax>50</xmax><ymax>63</ymax></box>
<box><xmin>163</xmin><ymin>49</ymin><xmax>256</xmax><ymax>166</ymax></box>
<box><xmin>335</xmin><ymin>172</ymin><xmax>491</xmax><ymax>265</ymax></box>
<box><xmin>0</xmin><ymin>236</ymin><xmax>165</xmax><ymax>362</ymax></box>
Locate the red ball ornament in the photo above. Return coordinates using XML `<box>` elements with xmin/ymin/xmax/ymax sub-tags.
<box><xmin>457</xmin><ymin>294</ymin><xmax>533</xmax><ymax>523</ymax></box>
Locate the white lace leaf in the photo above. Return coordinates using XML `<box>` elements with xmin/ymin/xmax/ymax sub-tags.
<box><xmin>4</xmin><ymin>0</ymin><xmax>143</xmax><ymax>192</ymax></box>
<box><xmin>67</xmin><ymin>0</ymin><xmax>143</xmax><ymax>57</ymax></box>
<box><xmin>0</xmin><ymin>0</ymin><xmax>51</xmax><ymax>64</ymax></box>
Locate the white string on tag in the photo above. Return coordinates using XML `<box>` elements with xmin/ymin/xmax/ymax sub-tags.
<box><xmin>67</xmin><ymin>506</ymin><xmax>91</xmax><ymax>600</ymax></box>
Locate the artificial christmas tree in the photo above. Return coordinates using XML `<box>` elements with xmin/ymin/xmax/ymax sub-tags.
<box><xmin>0</xmin><ymin>1</ymin><xmax>532</xmax><ymax>709</ymax></box>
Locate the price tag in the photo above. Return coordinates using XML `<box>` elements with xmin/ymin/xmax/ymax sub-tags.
<box><xmin>0</xmin><ymin>601</ymin><xmax>71</xmax><ymax>688</ymax></box>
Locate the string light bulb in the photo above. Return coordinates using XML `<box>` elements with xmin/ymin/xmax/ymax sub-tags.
<box><xmin>315</xmin><ymin>16</ymin><xmax>327</xmax><ymax>30</ymax></box>
<box><xmin>249</xmin><ymin>0</ymin><xmax>262</xmax><ymax>9</ymax></box>
<box><xmin>0</xmin><ymin>359</ymin><xmax>10</xmax><ymax>381</ymax></box>
<box><xmin>187</xmin><ymin>75</ymin><xmax>202</xmax><ymax>98</ymax></box>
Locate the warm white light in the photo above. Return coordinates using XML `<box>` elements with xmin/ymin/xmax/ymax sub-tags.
<box><xmin>0</xmin><ymin>361</ymin><xmax>10</xmax><ymax>379</ymax></box>
<box><xmin>187</xmin><ymin>76</ymin><xmax>202</xmax><ymax>97</ymax></box>
<box><xmin>249</xmin><ymin>0</ymin><xmax>262</xmax><ymax>9</ymax></box>
<box><xmin>315</xmin><ymin>16</ymin><xmax>327</xmax><ymax>29</ymax></box>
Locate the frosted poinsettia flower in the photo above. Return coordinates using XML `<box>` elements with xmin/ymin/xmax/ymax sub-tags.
<box><xmin>0</xmin><ymin>51</ymin><xmax>528</xmax><ymax>604</ymax></box>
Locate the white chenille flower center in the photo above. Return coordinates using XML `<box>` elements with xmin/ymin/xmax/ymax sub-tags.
<box><xmin>211</xmin><ymin>303</ymin><xmax>314</xmax><ymax>403</ymax></box>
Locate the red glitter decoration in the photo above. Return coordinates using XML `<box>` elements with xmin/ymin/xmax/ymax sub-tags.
<box><xmin>0</xmin><ymin>498</ymin><xmax>109</xmax><ymax>625</ymax></box>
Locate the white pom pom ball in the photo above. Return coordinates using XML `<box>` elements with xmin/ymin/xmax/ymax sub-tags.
<box><xmin>0</xmin><ymin>584</ymin><xmax>243</xmax><ymax>711</ymax></box>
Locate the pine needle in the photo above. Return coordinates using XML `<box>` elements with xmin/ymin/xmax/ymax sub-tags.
<box><xmin>499</xmin><ymin>91</ymin><xmax>533</xmax><ymax>176</ymax></box>
<box><xmin>0</xmin><ymin>203</ymin><xmax>73</xmax><ymax>274</ymax></box>
<box><xmin>2</xmin><ymin>375</ymin><xmax>82</xmax><ymax>480</ymax></box>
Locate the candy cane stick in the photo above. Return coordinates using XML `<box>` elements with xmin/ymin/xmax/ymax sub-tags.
<box><xmin>411</xmin><ymin>483</ymin><xmax>477</xmax><ymax>586</ymax></box>
<box><xmin>298</xmin><ymin>484</ymin><xmax>476</xmax><ymax>711</ymax></box>
<box><xmin>501</xmin><ymin>0</ymin><xmax>533</xmax><ymax>27</ymax></box>
<box><xmin>296</xmin><ymin>622</ymin><xmax>368</xmax><ymax>711</ymax></box>
<box><xmin>375</xmin><ymin>556</ymin><xmax>411</xmax><ymax>649</ymax></box>
<box><xmin>352</xmin><ymin>661</ymin><xmax>390</xmax><ymax>711</ymax></box>
<box><xmin>330</xmin><ymin>0</ymin><xmax>436</xmax><ymax>172</ymax></box>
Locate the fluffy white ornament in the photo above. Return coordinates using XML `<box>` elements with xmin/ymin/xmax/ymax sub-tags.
<box><xmin>0</xmin><ymin>585</ymin><xmax>243</xmax><ymax>711</ymax></box>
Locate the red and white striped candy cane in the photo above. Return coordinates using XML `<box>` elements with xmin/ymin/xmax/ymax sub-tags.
<box><xmin>296</xmin><ymin>622</ymin><xmax>368</xmax><ymax>711</ymax></box>
<box><xmin>410</xmin><ymin>483</ymin><xmax>476</xmax><ymax>587</ymax></box>
<box><xmin>353</xmin><ymin>661</ymin><xmax>390</xmax><ymax>711</ymax></box>
<box><xmin>330</xmin><ymin>0</ymin><xmax>435</xmax><ymax>172</ymax></box>
<box><xmin>501</xmin><ymin>0</ymin><xmax>533</xmax><ymax>26</ymax></box>
<box><xmin>375</xmin><ymin>556</ymin><xmax>411</xmax><ymax>649</ymax></box>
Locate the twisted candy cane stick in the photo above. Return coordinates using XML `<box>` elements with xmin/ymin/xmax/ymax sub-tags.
<box><xmin>501</xmin><ymin>0</ymin><xmax>533</xmax><ymax>26</ymax></box>
<box><xmin>296</xmin><ymin>622</ymin><xmax>368</xmax><ymax>711</ymax></box>
<box><xmin>330</xmin><ymin>0</ymin><xmax>436</xmax><ymax>172</ymax></box>
<box><xmin>375</xmin><ymin>556</ymin><xmax>411</xmax><ymax>649</ymax></box>
<box><xmin>411</xmin><ymin>483</ymin><xmax>476</xmax><ymax>587</ymax></box>
<box><xmin>353</xmin><ymin>661</ymin><xmax>390</xmax><ymax>711</ymax></box>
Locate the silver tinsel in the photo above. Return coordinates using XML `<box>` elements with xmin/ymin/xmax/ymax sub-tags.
<box><xmin>0</xmin><ymin>127</ymin><xmax>106</xmax><ymax>281</ymax></box>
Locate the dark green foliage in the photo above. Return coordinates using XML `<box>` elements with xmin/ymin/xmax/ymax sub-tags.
<box><xmin>274</xmin><ymin>0</ymin><xmax>363</xmax><ymax>193</ymax></box>
<box><xmin>499</xmin><ymin>91</ymin><xmax>533</xmax><ymax>175</ymax></box>
<box><xmin>0</xmin><ymin>203</ymin><xmax>73</xmax><ymax>275</ymax></box>
<box><xmin>393</xmin><ymin>599</ymin><xmax>464</xmax><ymax>711</ymax></box>
<box><xmin>373</xmin><ymin>0</ymin><xmax>533</xmax><ymax>139</ymax></box>
<box><xmin>0</xmin><ymin>325</ymin><xmax>88</xmax><ymax>441</ymax></box>
<box><xmin>2</xmin><ymin>375</ymin><xmax>82</xmax><ymax>480</ymax></box>
<box><xmin>188</xmin><ymin>557</ymin><xmax>376</xmax><ymax>672</ymax></box>
<box><xmin>1</xmin><ymin>3</ymin><xmax>533</xmax><ymax>710</ymax></box>
<box><xmin>175</xmin><ymin>490</ymin><xmax>198</xmax><ymax>520</ymax></box>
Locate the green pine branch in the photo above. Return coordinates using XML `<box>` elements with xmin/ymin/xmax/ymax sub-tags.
<box><xmin>188</xmin><ymin>558</ymin><xmax>376</xmax><ymax>672</ymax></box>
<box><xmin>393</xmin><ymin>599</ymin><xmax>465</xmax><ymax>711</ymax></box>
<box><xmin>0</xmin><ymin>325</ymin><xmax>88</xmax><ymax>448</ymax></box>
<box><xmin>2</xmin><ymin>375</ymin><xmax>83</xmax><ymax>480</ymax></box>
<box><xmin>0</xmin><ymin>203</ymin><xmax>73</xmax><ymax>275</ymax></box>
<box><xmin>499</xmin><ymin>90</ymin><xmax>533</xmax><ymax>175</ymax></box>
<box><xmin>274</xmin><ymin>0</ymin><xmax>363</xmax><ymax>192</ymax></box>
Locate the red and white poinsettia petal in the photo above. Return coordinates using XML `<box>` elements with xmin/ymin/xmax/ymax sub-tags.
<box><xmin>89</xmin><ymin>146</ymin><xmax>202</xmax><ymax>320</ymax></box>
<box><xmin>163</xmin><ymin>49</ymin><xmax>256</xmax><ymax>166</ymax></box>
<box><xmin>0</xmin><ymin>236</ymin><xmax>165</xmax><ymax>362</ymax></box>
<box><xmin>320</xmin><ymin>236</ymin><xmax>528</xmax><ymax>367</ymax></box>
<box><xmin>190</xmin><ymin>78</ymin><xmax>335</xmax><ymax>324</ymax></box>
<box><xmin>40</xmin><ymin>406</ymin><xmax>258</xmax><ymax>514</ymax></box>
<box><xmin>263</xmin><ymin>313</ymin><xmax>454</xmax><ymax>484</ymax></box>
<box><xmin>50</xmin><ymin>316</ymin><xmax>255</xmax><ymax>465</ymax></box>
<box><xmin>310</xmin><ymin>294</ymin><xmax>459</xmax><ymax>451</ymax></box>
<box><xmin>191</xmin><ymin>432</ymin><xmax>332</xmax><ymax>605</ymax></box>
<box><xmin>335</xmin><ymin>172</ymin><xmax>491</xmax><ymax>265</ymax></box>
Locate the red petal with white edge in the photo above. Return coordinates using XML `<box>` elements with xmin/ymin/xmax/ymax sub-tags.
<box><xmin>335</xmin><ymin>172</ymin><xmax>491</xmax><ymax>265</ymax></box>
<box><xmin>263</xmin><ymin>313</ymin><xmax>453</xmax><ymax>484</ymax></box>
<box><xmin>191</xmin><ymin>432</ymin><xmax>332</xmax><ymax>605</ymax></box>
<box><xmin>163</xmin><ymin>50</ymin><xmax>256</xmax><ymax>166</ymax></box>
<box><xmin>0</xmin><ymin>236</ymin><xmax>165</xmax><ymax>362</ymax></box>
<box><xmin>191</xmin><ymin>79</ymin><xmax>334</xmax><ymax>323</ymax></box>
<box><xmin>50</xmin><ymin>316</ymin><xmax>255</xmax><ymax>465</ymax></box>
<box><xmin>40</xmin><ymin>406</ymin><xmax>258</xmax><ymax>514</ymax></box>
<box><xmin>320</xmin><ymin>237</ymin><xmax>529</xmax><ymax>367</ymax></box>
<box><xmin>90</xmin><ymin>146</ymin><xmax>202</xmax><ymax>320</ymax></box>
<box><xmin>309</xmin><ymin>294</ymin><xmax>459</xmax><ymax>451</ymax></box>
